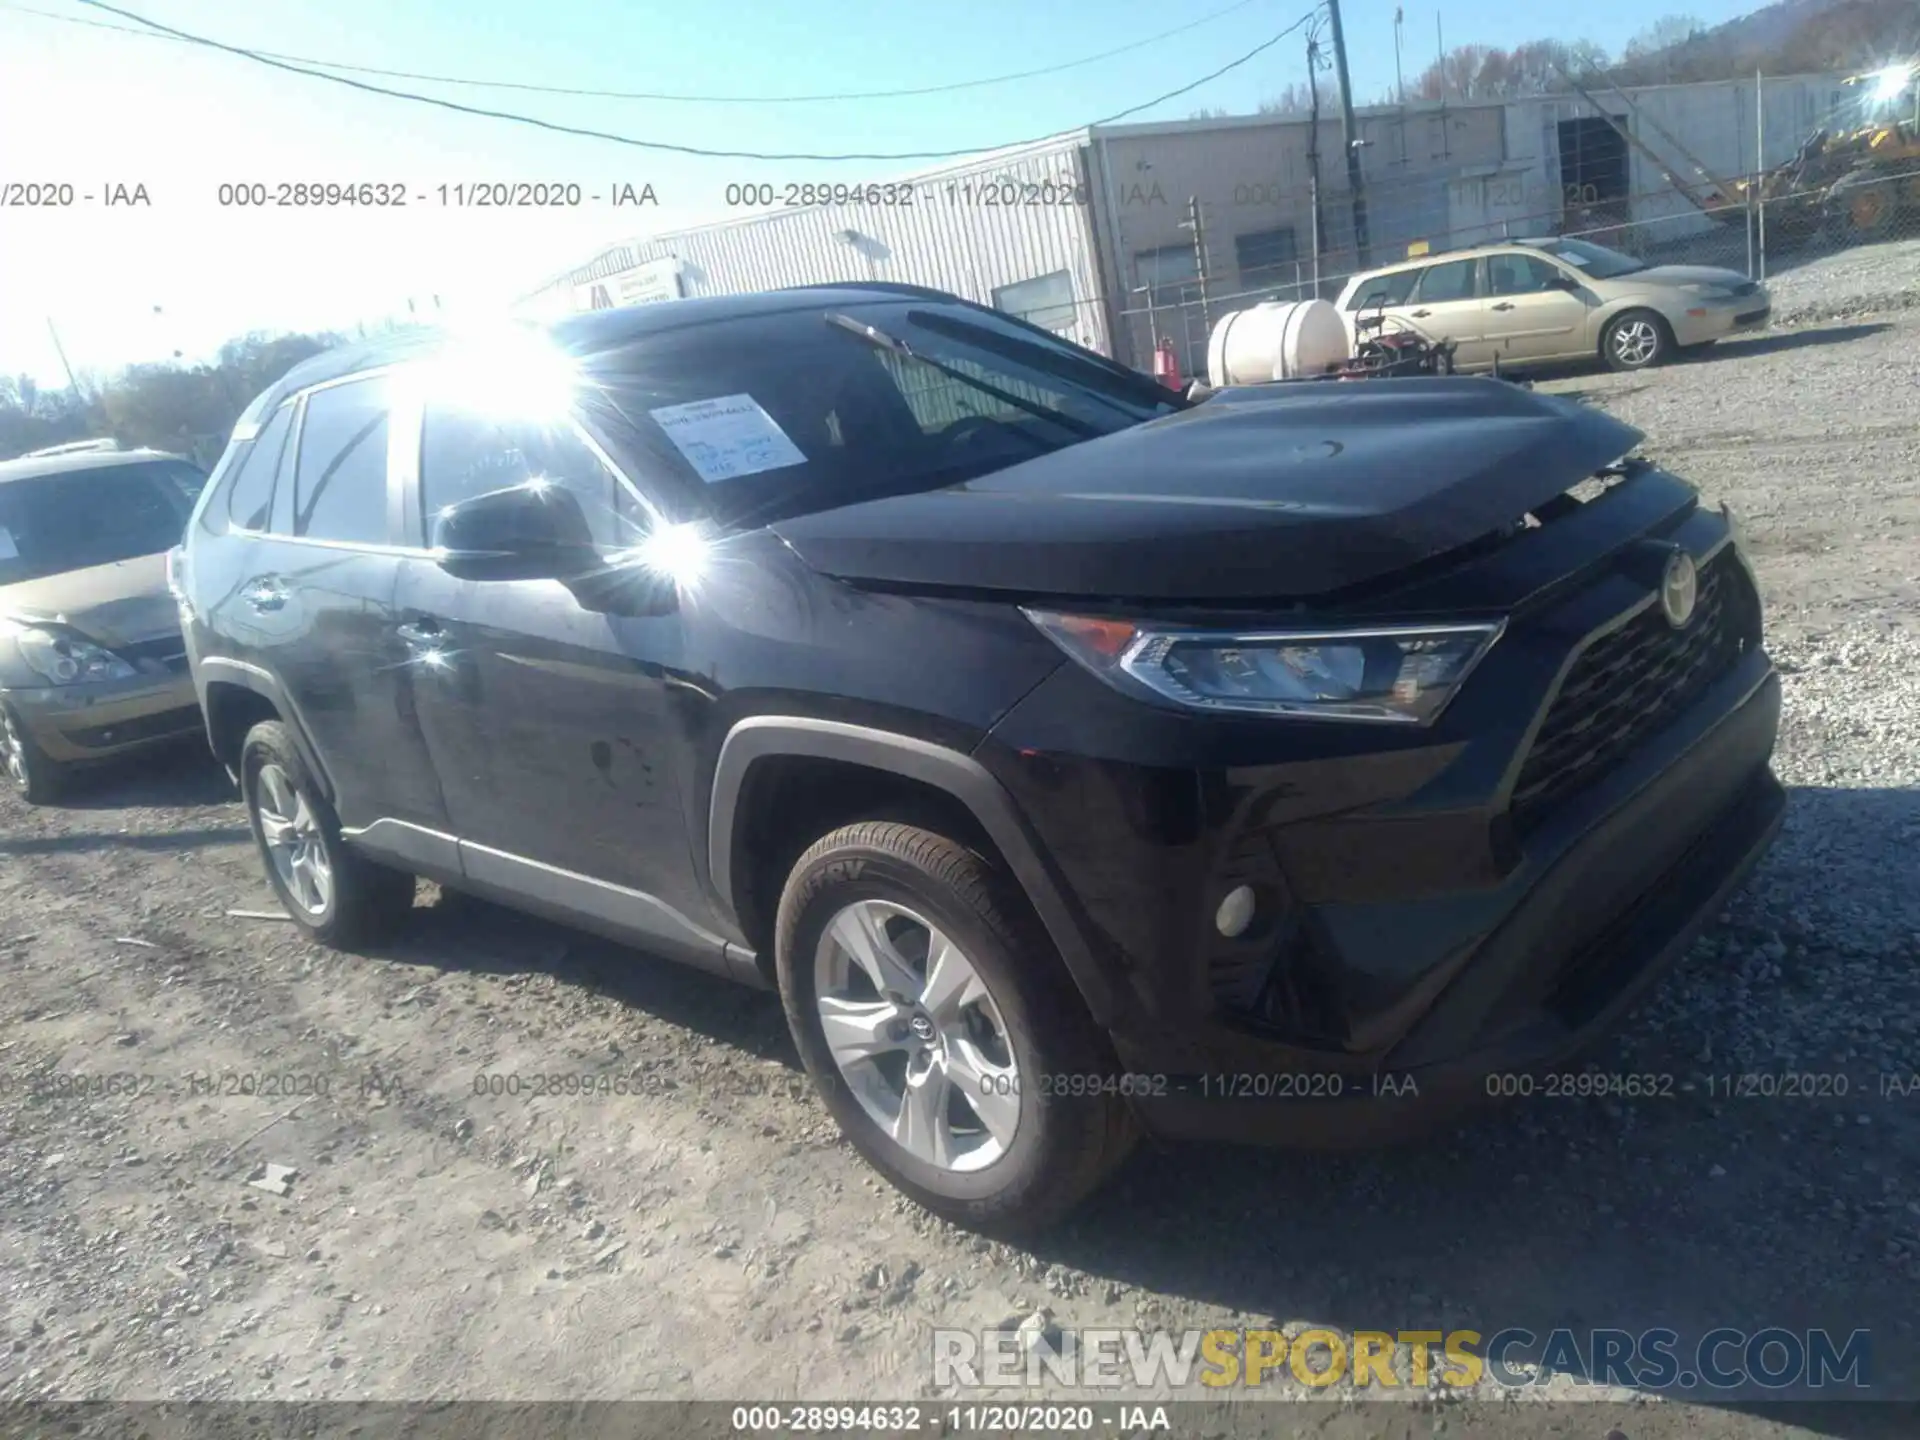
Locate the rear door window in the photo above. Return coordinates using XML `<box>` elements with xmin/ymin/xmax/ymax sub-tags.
<box><xmin>1411</xmin><ymin>259</ymin><xmax>1481</xmax><ymax>303</ymax></box>
<box><xmin>292</xmin><ymin>379</ymin><xmax>392</xmax><ymax>545</ymax></box>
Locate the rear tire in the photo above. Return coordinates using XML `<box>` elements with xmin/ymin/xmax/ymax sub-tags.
<box><xmin>1602</xmin><ymin>310</ymin><xmax>1672</xmax><ymax>371</ymax></box>
<box><xmin>775</xmin><ymin>821</ymin><xmax>1136</xmax><ymax>1234</ymax></box>
<box><xmin>0</xmin><ymin>703</ymin><xmax>66</xmax><ymax>805</ymax></box>
<box><xmin>240</xmin><ymin>719</ymin><xmax>414</xmax><ymax>947</ymax></box>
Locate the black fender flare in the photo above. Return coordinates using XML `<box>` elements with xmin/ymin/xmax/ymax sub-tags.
<box><xmin>707</xmin><ymin>717</ymin><xmax>1119</xmax><ymax>1025</ymax></box>
<box><xmin>195</xmin><ymin>657</ymin><xmax>338</xmax><ymax>803</ymax></box>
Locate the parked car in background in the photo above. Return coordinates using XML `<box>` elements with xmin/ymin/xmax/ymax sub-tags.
<box><xmin>0</xmin><ymin>445</ymin><xmax>208</xmax><ymax>801</ymax></box>
<box><xmin>179</xmin><ymin>284</ymin><xmax>1782</xmax><ymax>1231</ymax></box>
<box><xmin>1334</xmin><ymin>237</ymin><xmax>1772</xmax><ymax>373</ymax></box>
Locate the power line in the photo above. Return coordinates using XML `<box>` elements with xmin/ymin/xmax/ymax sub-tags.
<box><xmin>58</xmin><ymin>0</ymin><xmax>1324</xmax><ymax>163</ymax></box>
<box><xmin>9</xmin><ymin>0</ymin><xmax>1279</xmax><ymax>104</ymax></box>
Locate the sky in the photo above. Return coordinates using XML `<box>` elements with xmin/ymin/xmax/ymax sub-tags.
<box><xmin>0</xmin><ymin>0</ymin><xmax>1768</xmax><ymax>387</ymax></box>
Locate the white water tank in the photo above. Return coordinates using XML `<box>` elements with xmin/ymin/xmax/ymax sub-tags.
<box><xmin>1206</xmin><ymin>300</ymin><xmax>1350</xmax><ymax>387</ymax></box>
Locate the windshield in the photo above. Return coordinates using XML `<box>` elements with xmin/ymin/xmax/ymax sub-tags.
<box><xmin>0</xmin><ymin>462</ymin><xmax>198</xmax><ymax>586</ymax></box>
<box><xmin>579</xmin><ymin>300</ymin><xmax>1184</xmax><ymax>531</ymax></box>
<box><xmin>1531</xmin><ymin>237</ymin><xmax>1649</xmax><ymax>279</ymax></box>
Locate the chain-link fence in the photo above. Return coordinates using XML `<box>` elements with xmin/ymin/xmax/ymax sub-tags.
<box><xmin>1117</xmin><ymin>158</ymin><xmax>1920</xmax><ymax>381</ymax></box>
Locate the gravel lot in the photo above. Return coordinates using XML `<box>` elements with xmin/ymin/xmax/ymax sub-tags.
<box><xmin>3</xmin><ymin>243</ymin><xmax>1918</xmax><ymax>1437</ymax></box>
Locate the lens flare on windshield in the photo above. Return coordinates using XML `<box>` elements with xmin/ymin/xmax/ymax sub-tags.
<box><xmin>625</xmin><ymin>521</ymin><xmax>712</xmax><ymax>590</ymax></box>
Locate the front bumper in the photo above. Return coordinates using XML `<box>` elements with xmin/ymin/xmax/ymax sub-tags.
<box><xmin>977</xmin><ymin>487</ymin><xmax>1783</xmax><ymax>1147</ymax></box>
<box><xmin>1125</xmin><ymin>676</ymin><xmax>1781</xmax><ymax>1146</ymax></box>
<box><xmin>2</xmin><ymin>671</ymin><xmax>202</xmax><ymax>763</ymax></box>
<box><xmin>1672</xmin><ymin>296</ymin><xmax>1771</xmax><ymax>344</ymax></box>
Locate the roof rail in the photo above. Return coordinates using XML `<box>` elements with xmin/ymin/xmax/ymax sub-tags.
<box><xmin>775</xmin><ymin>280</ymin><xmax>961</xmax><ymax>302</ymax></box>
<box><xmin>24</xmin><ymin>438</ymin><xmax>122</xmax><ymax>458</ymax></box>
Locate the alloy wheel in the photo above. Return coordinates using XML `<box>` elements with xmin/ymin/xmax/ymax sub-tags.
<box><xmin>813</xmin><ymin>898</ymin><xmax>1021</xmax><ymax>1172</ymax></box>
<box><xmin>1611</xmin><ymin>319</ymin><xmax>1661</xmax><ymax>367</ymax></box>
<box><xmin>255</xmin><ymin>762</ymin><xmax>333</xmax><ymax>915</ymax></box>
<box><xmin>0</xmin><ymin>708</ymin><xmax>26</xmax><ymax>789</ymax></box>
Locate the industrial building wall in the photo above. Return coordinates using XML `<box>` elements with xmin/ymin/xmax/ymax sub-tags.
<box><xmin>1498</xmin><ymin>72</ymin><xmax>1851</xmax><ymax>251</ymax></box>
<box><xmin>532</xmin><ymin>138</ymin><xmax>1112</xmax><ymax>356</ymax></box>
<box><xmin>1088</xmin><ymin>105</ymin><xmax>1507</xmax><ymax>372</ymax></box>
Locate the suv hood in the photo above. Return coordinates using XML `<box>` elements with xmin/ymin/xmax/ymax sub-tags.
<box><xmin>0</xmin><ymin>552</ymin><xmax>178</xmax><ymax>647</ymax></box>
<box><xmin>770</xmin><ymin>378</ymin><xmax>1644</xmax><ymax>602</ymax></box>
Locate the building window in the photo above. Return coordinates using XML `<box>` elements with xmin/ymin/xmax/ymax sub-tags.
<box><xmin>1134</xmin><ymin>245</ymin><xmax>1199</xmax><ymax>310</ymax></box>
<box><xmin>991</xmin><ymin>271</ymin><xmax>1079</xmax><ymax>336</ymax></box>
<box><xmin>1234</xmin><ymin>227</ymin><xmax>1300</xmax><ymax>291</ymax></box>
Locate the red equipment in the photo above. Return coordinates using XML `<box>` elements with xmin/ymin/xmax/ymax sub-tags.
<box><xmin>1152</xmin><ymin>337</ymin><xmax>1183</xmax><ymax>390</ymax></box>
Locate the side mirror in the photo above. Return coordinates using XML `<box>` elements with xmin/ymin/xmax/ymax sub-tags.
<box><xmin>1550</xmin><ymin>274</ymin><xmax>1582</xmax><ymax>291</ymax></box>
<box><xmin>431</xmin><ymin>483</ymin><xmax>599</xmax><ymax>584</ymax></box>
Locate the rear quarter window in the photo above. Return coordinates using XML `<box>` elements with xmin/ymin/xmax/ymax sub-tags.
<box><xmin>216</xmin><ymin>402</ymin><xmax>296</xmax><ymax>533</ymax></box>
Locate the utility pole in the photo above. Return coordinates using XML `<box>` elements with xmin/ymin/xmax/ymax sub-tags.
<box><xmin>1325</xmin><ymin>0</ymin><xmax>1371</xmax><ymax>266</ymax></box>
<box><xmin>44</xmin><ymin>318</ymin><xmax>79</xmax><ymax>394</ymax></box>
<box><xmin>1307</xmin><ymin>31</ymin><xmax>1329</xmax><ymax>276</ymax></box>
<box><xmin>1393</xmin><ymin>6</ymin><xmax>1405</xmax><ymax>107</ymax></box>
<box><xmin>1755</xmin><ymin>70</ymin><xmax>1768</xmax><ymax>284</ymax></box>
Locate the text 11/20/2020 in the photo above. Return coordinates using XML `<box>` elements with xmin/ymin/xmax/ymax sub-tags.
<box><xmin>721</xmin><ymin>178</ymin><xmax>1090</xmax><ymax>209</ymax></box>
<box><xmin>212</xmin><ymin>182</ymin><xmax>661</xmax><ymax>208</ymax></box>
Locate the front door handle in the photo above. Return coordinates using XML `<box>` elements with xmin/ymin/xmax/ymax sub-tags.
<box><xmin>1410</xmin><ymin>308</ymin><xmax>1432</xmax><ymax>318</ymax></box>
<box><xmin>395</xmin><ymin>620</ymin><xmax>444</xmax><ymax>647</ymax></box>
<box><xmin>241</xmin><ymin>578</ymin><xmax>288</xmax><ymax>613</ymax></box>
<box><xmin>1491</xmin><ymin>301</ymin><xmax>1516</xmax><ymax>311</ymax></box>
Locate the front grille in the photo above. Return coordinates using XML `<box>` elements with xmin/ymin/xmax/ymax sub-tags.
<box><xmin>1735</xmin><ymin>306</ymin><xmax>1770</xmax><ymax>326</ymax></box>
<box><xmin>1510</xmin><ymin>551</ymin><xmax>1748</xmax><ymax>829</ymax></box>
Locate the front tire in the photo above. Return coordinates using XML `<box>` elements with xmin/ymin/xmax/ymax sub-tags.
<box><xmin>240</xmin><ymin>719</ymin><xmax>414</xmax><ymax>947</ymax></box>
<box><xmin>0</xmin><ymin>703</ymin><xmax>66</xmax><ymax>805</ymax></box>
<box><xmin>1603</xmin><ymin>310</ymin><xmax>1672</xmax><ymax>371</ymax></box>
<box><xmin>775</xmin><ymin>821</ymin><xmax>1136</xmax><ymax>1234</ymax></box>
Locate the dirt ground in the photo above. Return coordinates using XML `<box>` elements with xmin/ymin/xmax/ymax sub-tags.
<box><xmin>4</xmin><ymin>246</ymin><xmax>1919</xmax><ymax>1438</ymax></box>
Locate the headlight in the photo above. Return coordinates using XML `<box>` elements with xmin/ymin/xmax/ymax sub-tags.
<box><xmin>1024</xmin><ymin>611</ymin><xmax>1504</xmax><ymax>724</ymax></box>
<box><xmin>15</xmin><ymin>627</ymin><xmax>139</xmax><ymax>685</ymax></box>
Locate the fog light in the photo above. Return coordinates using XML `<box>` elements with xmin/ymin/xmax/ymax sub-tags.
<box><xmin>1215</xmin><ymin>885</ymin><xmax>1257</xmax><ymax>938</ymax></box>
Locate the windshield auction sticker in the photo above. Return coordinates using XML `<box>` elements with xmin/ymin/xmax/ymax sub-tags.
<box><xmin>647</xmin><ymin>394</ymin><xmax>807</xmax><ymax>483</ymax></box>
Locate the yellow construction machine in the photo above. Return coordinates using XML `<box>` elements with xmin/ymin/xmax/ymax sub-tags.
<box><xmin>1735</xmin><ymin>63</ymin><xmax>1920</xmax><ymax>244</ymax></box>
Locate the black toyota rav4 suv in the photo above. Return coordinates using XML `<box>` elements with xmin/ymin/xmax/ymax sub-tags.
<box><xmin>178</xmin><ymin>283</ymin><xmax>1784</xmax><ymax>1230</ymax></box>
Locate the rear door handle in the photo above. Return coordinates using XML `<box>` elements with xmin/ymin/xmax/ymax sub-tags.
<box><xmin>1410</xmin><ymin>309</ymin><xmax>1432</xmax><ymax>318</ymax></box>
<box><xmin>395</xmin><ymin>619</ymin><xmax>444</xmax><ymax>646</ymax></box>
<box><xmin>241</xmin><ymin>578</ymin><xmax>288</xmax><ymax>613</ymax></box>
<box><xmin>1491</xmin><ymin>302</ymin><xmax>1516</xmax><ymax>311</ymax></box>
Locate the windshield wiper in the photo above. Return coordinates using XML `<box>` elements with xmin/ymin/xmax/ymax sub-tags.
<box><xmin>824</xmin><ymin>313</ymin><xmax>1102</xmax><ymax>439</ymax></box>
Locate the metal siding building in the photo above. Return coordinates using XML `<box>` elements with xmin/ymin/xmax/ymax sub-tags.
<box><xmin>525</xmin><ymin>71</ymin><xmax>1858</xmax><ymax>372</ymax></box>
<box><xmin>1088</xmin><ymin>105</ymin><xmax>1511</xmax><ymax>370</ymax></box>
<box><xmin>528</xmin><ymin>136</ymin><xmax>1114</xmax><ymax>355</ymax></box>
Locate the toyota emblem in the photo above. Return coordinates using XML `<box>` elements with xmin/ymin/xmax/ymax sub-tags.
<box><xmin>1660</xmin><ymin>550</ymin><xmax>1698</xmax><ymax>629</ymax></box>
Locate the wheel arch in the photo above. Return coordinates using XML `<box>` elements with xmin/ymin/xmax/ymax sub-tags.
<box><xmin>197</xmin><ymin>658</ymin><xmax>336</xmax><ymax>801</ymax></box>
<box><xmin>708</xmin><ymin>718</ymin><xmax>1119</xmax><ymax>1025</ymax></box>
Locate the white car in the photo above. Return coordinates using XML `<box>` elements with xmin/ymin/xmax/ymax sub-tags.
<box><xmin>1334</xmin><ymin>237</ymin><xmax>1772</xmax><ymax>373</ymax></box>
